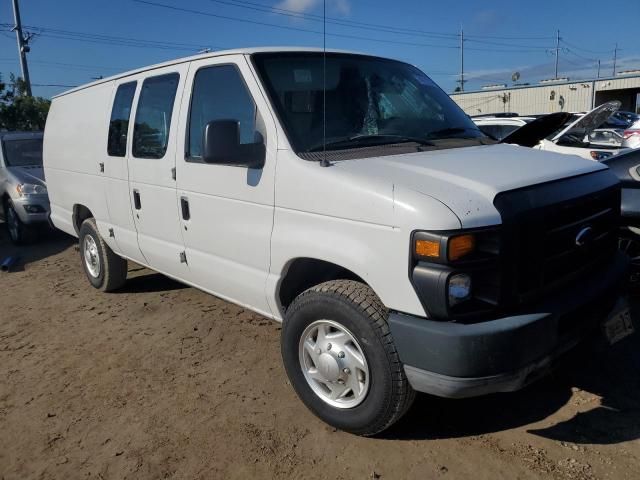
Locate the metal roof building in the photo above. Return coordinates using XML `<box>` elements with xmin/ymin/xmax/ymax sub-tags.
<box><xmin>451</xmin><ymin>73</ymin><xmax>640</xmax><ymax>116</ymax></box>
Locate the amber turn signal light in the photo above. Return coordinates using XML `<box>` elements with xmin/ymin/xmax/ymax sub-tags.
<box><xmin>415</xmin><ymin>239</ymin><xmax>440</xmax><ymax>258</ymax></box>
<box><xmin>448</xmin><ymin>234</ymin><xmax>475</xmax><ymax>261</ymax></box>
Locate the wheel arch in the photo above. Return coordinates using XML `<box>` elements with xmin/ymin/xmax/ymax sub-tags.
<box><xmin>72</xmin><ymin>204</ymin><xmax>94</xmax><ymax>235</ymax></box>
<box><xmin>277</xmin><ymin>257</ymin><xmax>371</xmax><ymax>315</ymax></box>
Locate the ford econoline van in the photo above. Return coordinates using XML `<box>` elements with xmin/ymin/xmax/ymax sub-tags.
<box><xmin>44</xmin><ymin>48</ymin><xmax>632</xmax><ymax>435</ymax></box>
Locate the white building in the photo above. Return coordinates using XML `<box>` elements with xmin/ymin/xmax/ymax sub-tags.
<box><xmin>451</xmin><ymin>73</ymin><xmax>640</xmax><ymax>116</ymax></box>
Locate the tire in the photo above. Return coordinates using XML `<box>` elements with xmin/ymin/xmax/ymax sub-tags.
<box><xmin>4</xmin><ymin>200</ymin><xmax>35</xmax><ymax>245</ymax></box>
<box><xmin>281</xmin><ymin>280</ymin><xmax>415</xmax><ymax>436</ymax></box>
<box><xmin>79</xmin><ymin>218</ymin><xmax>128</xmax><ymax>292</ymax></box>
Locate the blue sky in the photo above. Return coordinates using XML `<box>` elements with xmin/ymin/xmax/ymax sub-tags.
<box><xmin>2</xmin><ymin>0</ymin><xmax>640</xmax><ymax>98</ymax></box>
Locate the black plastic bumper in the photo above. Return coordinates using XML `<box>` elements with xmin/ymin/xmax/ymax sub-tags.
<box><xmin>389</xmin><ymin>251</ymin><xmax>628</xmax><ymax>398</ymax></box>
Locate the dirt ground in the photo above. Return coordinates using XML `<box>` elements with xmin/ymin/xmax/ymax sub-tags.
<box><xmin>0</xmin><ymin>226</ymin><xmax>639</xmax><ymax>480</ymax></box>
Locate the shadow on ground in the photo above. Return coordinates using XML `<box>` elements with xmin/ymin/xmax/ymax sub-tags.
<box><xmin>0</xmin><ymin>222</ymin><xmax>75</xmax><ymax>271</ymax></box>
<box><xmin>116</xmin><ymin>271</ymin><xmax>189</xmax><ymax>294</ymax></box>
<box><xmin>386</xmin><ymin>299</ymin><xmax>640</xmax><ymax>445</ymax></box>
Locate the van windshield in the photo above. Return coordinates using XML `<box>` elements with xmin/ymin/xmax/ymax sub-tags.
<box><xmin>2</xmin><ymin>138</ymin><xmax>43</xmax><ymax>167</ymax></box>
<box><xmin>252</xmin><ymin>52</ymin><xmax>486</xmax><ymax>155</ymax></box>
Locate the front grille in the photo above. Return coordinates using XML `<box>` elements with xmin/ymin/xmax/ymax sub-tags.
<box><xmin>494</xmin><ymin>171</ymin><xmax>621</xmax><ymax>307</ymax></box>
<box><xmin>513</xmin><ymin>188</ymin><xmax>618</xmax><ymax>299</ymax></box>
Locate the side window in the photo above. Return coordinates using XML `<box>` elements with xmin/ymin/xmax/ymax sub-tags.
<box><xmin>187</xmin><ymin>65</ymin><xmax>257</xmax><ymax>160</ymax></box>
<box><xmin>478</xmin><ymin>124</ymin><xmax>500</xmax><ymax>139</ymax></box>
<box><xmin>132</xmin><ymin>73</ymin><xmax>180</xmax><ymax>159</ymax></box>
<box><xmin>107</xmin><ymin>82</ymin><xmax>136</xmax><ymax>157</ymax></box>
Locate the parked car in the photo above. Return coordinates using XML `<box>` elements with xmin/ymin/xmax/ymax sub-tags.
<box><xmin>0</xmin><ymin>131</ymin><xmax>50</xmax><ymax>244</ymax></box>
<box><xmin>502</xmin><ymin>102</ymin><xmax>630</xmax><ymax>160</ymax></box>
<box><xmin>608</xmin><ymin>110</ymin><xmax>639</xmax><ymax>128</ymax></box>
<box><xmin>471</xmin><ymin>114</ymin><xmax>536</xmax><ymax>141</ymax></box>
<box><xmin>587</xmin><ymin>128</ymin><xmax>624</xmax><ymax>148</ymax></box>
<box><xmin>622</xmin><ymin>118</ymin><xmax>640</xmax><ymax>150</ymax></box>
<box><xmin>44</xmin><ymin>48</ymin><xmax>631</xmax><ymax>435</ymax></box>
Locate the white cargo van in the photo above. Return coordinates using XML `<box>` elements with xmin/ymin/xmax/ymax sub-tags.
<box><xmin>44</xmin><ymin>48</ymin><xmax>632</xmax><ymax>435</ymax></box>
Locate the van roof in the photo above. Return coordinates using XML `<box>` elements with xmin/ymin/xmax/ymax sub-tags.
<box><xmin>53</xmin><ymin>47</ymin><xmax>366</xmax><ymax>98</ymax></box>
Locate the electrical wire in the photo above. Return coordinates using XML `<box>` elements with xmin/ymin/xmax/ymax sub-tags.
<box><xmin>561</xmin><ymin>38</ymin><xmax>614</xmax><ymax>55</ymax></box>
<box><xmin>206</xmin><ymin>0</ymin><xmax>459</xmax><ymax>39</ymax></box>
<box><xmin>131</xmin><ymin>0</ymin><xmax>461</xmax><ymax>49</ymax></box>
<box><xmin>0</xmin><ymin>22</ymin><xmax>219</xmax><ymax>52</ymax></box>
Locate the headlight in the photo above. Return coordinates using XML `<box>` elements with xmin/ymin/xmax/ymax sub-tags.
<box><xmin>448</xmin><ymin>273</ymin><xmax>472</xmax><ymax>306</ymax></box>
<box><xmin>590</xmin><ymin>151</ymin><xmax>613</xmax><ymax>161</ymax></box>
<box><xmin>16</xmin><ymin>183</ymin><xmax>47</xmax><ymax>196</ymax></box>
<box><xmin>410</xmin><ymin>228</ymin><xmax>501</xmax><ymax>319</ymax></box>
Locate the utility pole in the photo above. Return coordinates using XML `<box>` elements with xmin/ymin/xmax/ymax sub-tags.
<box><xmin>11</xmin><ymin>0</ymin><xmax>32</xmax><ymax>96</ymax></box>
<box><xmin>597</xmin><ymin>59</ymin><xmax>601</xmax><ymax>79</ymax></box>
<box><xmin>554</xmin><ymin>29</ymin><xmax>560</xmax><ymax>79</ymax></box>
<box><xmin>613</xmin><ymin>43</ymin><xmax>618</xmax><ymax>76</ymax></box>
<box><xmin>459</xmin><ymin>28</ymin><xmax>465</xmax><ymax>92</ymax></box>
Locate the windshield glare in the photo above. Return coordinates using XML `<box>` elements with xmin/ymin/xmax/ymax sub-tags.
<box><xmin>3</xmin><ymin>138</ymin><xmax>43</xmax><ymax>167</ymax></box>
<box><xmin>253</xmin><ymin>53</ymin><xmax>484</xmax><ymax>153</ymax></box>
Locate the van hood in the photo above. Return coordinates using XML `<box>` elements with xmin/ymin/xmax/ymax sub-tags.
<box><xmin>8</xmin><ymin>165</ymin><xmax>46</xmax><ymax>186</ymax></box>
<box><xmin>335</xmin><ymin>143</ymin><xmax>606</xmax><ymax>228</ymax></box>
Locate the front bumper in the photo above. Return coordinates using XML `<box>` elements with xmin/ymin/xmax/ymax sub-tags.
<box><xmin>389</xmin><ymin>251</ymin><xmax>628</xmax><ymax>398</ymax></box>
<box><xmin>12</xmin><ymin>194</ymin><xmax>50</xmax><ymax>225</ymax></box>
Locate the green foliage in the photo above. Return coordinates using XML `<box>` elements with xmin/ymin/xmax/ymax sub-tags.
<box><xmin>0</xmin><ymin>73</ymin><xmax>51</xmax><ymax>131</ymax></box>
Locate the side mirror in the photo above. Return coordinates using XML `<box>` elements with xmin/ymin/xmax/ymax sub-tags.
<box><xmin>202</xmin><ymin>119</ymin><xmax>265</xmax><ymax>168</ymax></box>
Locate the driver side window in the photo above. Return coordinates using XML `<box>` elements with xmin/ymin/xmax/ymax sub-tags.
<box><xmin>187</xmin><ymin>65</ymin><xmax>258</xmax><ymax>162</ymax></box>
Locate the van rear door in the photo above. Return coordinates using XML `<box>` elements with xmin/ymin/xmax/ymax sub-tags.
<box><xmin>126</xmin><ymin>64</ymin><xmax>190</xmax><ymax>277</ymax></box>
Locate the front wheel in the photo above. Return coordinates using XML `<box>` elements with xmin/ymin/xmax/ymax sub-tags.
<box><xmin>79</xmin><ymin>218</ymin><xmax>128</xmax><ymax>292</ymax></box>
<box><xmin>281</xmin><ymin>280</ymin><xmax>415</xmax><ymax>436</ymax></box>
<box><xmin>4</xmin><ymin>201</ymin><xmax>34</xmax><ymax>245</ymax></box>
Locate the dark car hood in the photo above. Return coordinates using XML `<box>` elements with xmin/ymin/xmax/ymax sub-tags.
<box><xmin>500</xmin><ymin>112</ymin><xmax>573</xmax><ymax>147</ymax></box>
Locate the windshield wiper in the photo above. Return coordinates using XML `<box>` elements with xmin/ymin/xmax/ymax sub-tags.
<box><xmin>425</xmin><ymin>127</ymin><xmax>478</xmax><ymax>138</ymax></box>
<box><xmin>306</xmin><ymin>134</ymin><xmax>435</xmax><ymax>152</ymax></box>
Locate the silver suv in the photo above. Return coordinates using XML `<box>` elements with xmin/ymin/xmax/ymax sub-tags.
<box><xmin>0</xmin><ymin>131</ymin><xmax>50</xmax><ymax>244</ymax></box>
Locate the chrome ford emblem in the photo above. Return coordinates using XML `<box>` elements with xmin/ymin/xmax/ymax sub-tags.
<box><xmin>575</xmin><ymin>226</ymin><xmax>594</xmax><ymax>247</ymax></box>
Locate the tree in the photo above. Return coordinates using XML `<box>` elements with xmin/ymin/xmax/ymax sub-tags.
<box><xmin>0</xmin><ymin>74</ymin><xmax>50</xmax><ymax>131</ymax></box>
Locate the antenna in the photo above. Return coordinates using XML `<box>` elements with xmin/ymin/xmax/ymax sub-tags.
<box><xmin>320</xmin><ymin>0</ymin><xmax>329</xmax><ymax>167</ymax></box>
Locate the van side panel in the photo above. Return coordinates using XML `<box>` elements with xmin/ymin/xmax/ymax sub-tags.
<box><xmin>44</xmin><ymin>82</ymin><xmax>116</xmax><ymax>247</ymax></box>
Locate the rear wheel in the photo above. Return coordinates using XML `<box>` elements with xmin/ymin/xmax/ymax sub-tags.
<box><xmin>4</xmin><ymin>200</ymin><xmax>34</xmax><ymax>245</ymax></box>
<box><xmin>79</xmin><ymin>218</ymin><xmax>128</xmax><ymax>292</ymax></box>
<box><xmin>281</xmin><ymin>280</ymin><xmax>415</xmax><ymax>436</ymax></box>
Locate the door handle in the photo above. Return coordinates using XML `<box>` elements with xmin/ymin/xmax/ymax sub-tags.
<box><xmin>99</xmin><ymin>162</ymin><xmax>104</xmax><ymax>173</ymax></box>
<box><xmin>180</xmin><ymin>196</ymin><xmax>190</xmax><ymax>221</ymax></box>
<box><xmin>133</xmin><ymin>189</ymin><xmax>141</xmax><ymax>210</ymax></box>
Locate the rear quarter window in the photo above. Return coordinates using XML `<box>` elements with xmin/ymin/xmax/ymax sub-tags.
<box><xmin>107</xmin><ymin>82</ymin><xmax>137</xmax><ymax>157</ymax></box>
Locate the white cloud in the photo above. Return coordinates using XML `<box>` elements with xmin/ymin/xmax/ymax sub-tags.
<box><xmin>275</xmin><ymin>0</ymin><xmax>318</xmax><ymax>13</ymax></box>
<box><xmin>274</xmin><ymin>0</ymin><xmax>350</xmax><ymax>15</ymax></box>
<box><xmin>331</xmin><ymin>0</ymin><xmax>351</xmax><ymax>15</ymax></box>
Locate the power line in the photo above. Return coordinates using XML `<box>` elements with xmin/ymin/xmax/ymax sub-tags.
<box><xmin>209</xmin><ymin>0</ymin><xmax>556</xmax><ymax>42</ymax></box>
<box><xmin>0</xmin><ymin>22</ymin><xmax>220</xmax><ymax>52</ymax></box>
<box><xmin>564</xmin><ymin>47</ymin><xmax>597</xmax><ymax>63</ymax></box>
<box><xmin>0</xmin><ymin>58</ymin><xmax>127</xmax><ymax>73</ymax></box>
<box><xmin>131</xmin><ymin>0</ymin><xmax>561</xmax><ymax>54</ymax></box>
<box><xmin>561</xmin><ymin>38</ymin><xmax>614</xmax><ymax>55</ymax></box>
<box><xmin>464</xmin><ymin>38</ymin><xmax>553</xmax><ymax>49</ymax></box>
<box><xmin>131</xmin><ymin>0</ymin><xmax>462</xmax><ymax>49</ymax></box>
<box><xmin>207</xmin><ymin>0</ymin><xmax>459</xmax><ymax>39</ymax></box>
